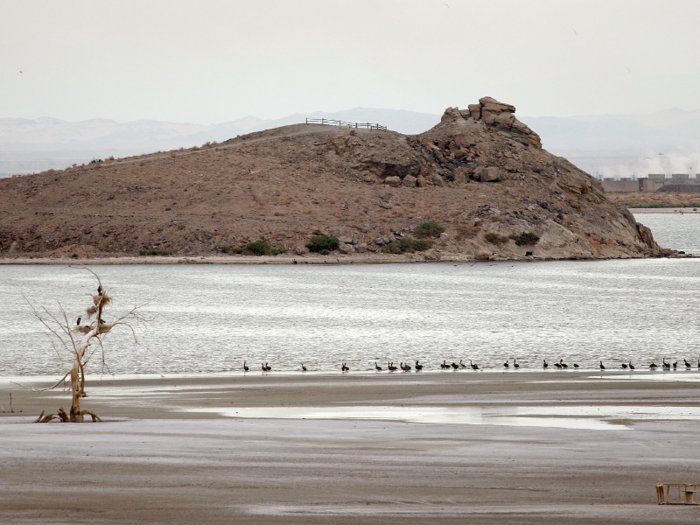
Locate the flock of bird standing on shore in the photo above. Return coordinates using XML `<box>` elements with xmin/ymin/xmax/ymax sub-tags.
<box><xmin>242</xmin><ymin>357</ymin><xmax>700</xmax><ymax>373</ymax></box>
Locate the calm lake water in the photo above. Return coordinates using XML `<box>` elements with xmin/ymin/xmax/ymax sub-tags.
<box><xmin>634</xmin><ymin>212</ymin><xmax>700</xmax><ymax>255</ymax></box>
<box><xmin>0</xmin><ymin>214</ymin><xmax>698</xmax><ymax>376</ymax></box>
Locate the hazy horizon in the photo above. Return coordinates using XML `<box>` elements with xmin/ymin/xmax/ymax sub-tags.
<box><xmin>3</xmin><ymin>103</ymin><xmax>700</xmax><ymax>179</ymax></box>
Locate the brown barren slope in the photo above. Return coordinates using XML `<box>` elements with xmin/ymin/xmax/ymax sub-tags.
<box><xmin>0</xmin><ymin>97</ymin><xmax>668</xmax><ymax>261</ymax></box>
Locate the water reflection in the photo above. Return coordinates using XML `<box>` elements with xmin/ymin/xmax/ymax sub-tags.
<box><xmin>1</xmin><ymin>257</ymin><xmax>700</xmax><ymax>375</ymax></box>
<box><xmin>188</xmin><ymin>405</ymin><xmax>632</xmax><ymax>431</ymax></box>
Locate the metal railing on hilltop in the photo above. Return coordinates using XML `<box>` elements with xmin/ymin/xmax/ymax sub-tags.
<box><xmin>305</xmin><ymin>118</ymin><xmax>387</xmax><ymax>131</ymax></box>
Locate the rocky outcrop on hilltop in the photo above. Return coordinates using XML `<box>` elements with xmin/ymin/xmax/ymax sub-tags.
<box><xmin>0</xmin><ymin>97</ymin><xmax>668</xmax><ymax>261</ymax></box>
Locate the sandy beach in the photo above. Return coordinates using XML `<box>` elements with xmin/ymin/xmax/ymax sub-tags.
<box><xmin>2</xmin><ymin>371</ymin><xmax>700</xmax><ymax>524</ymax></box>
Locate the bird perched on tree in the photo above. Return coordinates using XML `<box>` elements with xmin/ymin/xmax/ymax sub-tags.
<box><xmin>76</xmin><ymin>317</ymin><xmax>81</xmax><ymax>326</ymax></box>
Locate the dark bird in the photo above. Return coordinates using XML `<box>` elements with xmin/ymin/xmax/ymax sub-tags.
<box><xmin>554</xmin><ymin>361</ymin><xmax>562</xmax><ymax>369</ymax></box>
<box><xmin>388</xmin><ymin>362</ymin><xmax>398</xmax><ymax>371</ymax></box>
<box><xmin>76</xmin><ymin>317</ymin><xmax>81</xmax><ymax>326</ymax></box>
<box><xmin>97</xmin><ymin>285</ymin><xmax>103</xmax><ymax>295</ymax></box>
<box><xmin>649</xmin><ymin>362</ymin><xmax>658</xmax><ymax>369</ymax></box>
<box><xmin>573</xmin><ymin>363</ymin><xmax>579</xmax><ymax>368</ymax></box>
<box><xmin>599</xmin><ymin>361</ymin><xmax>605</xmax><ymax>370</ymax></box>
<box><xmin>301</xmin><ymin>363</ymin><xmax>307</xmax><ymax>371</ymax></box>
<box><xmin>504</xmin><ymin>360</ymin><xmax>509</xmax><ymax>368</ymax></box>
<box><xmin>451</xmin><ymin>362</ymin><xmax>459</xmax><ymax>370</ymax></box>
<box><xmin>243</xmin><ymin>361</ymin><xmax>249</xmax><ymax>372</ymax></box>
<box><xmin>559</xmin><ymin>359</ymin><xmax>568</xmax><ymax>369</ymax></box>
<box><xmin>621</xmin><ymin>362</ymin><xmax>628</xmax><ymax>369</ymax></box>
<box><xmin>684</xmin><ymin>359</ymin><xmax>691</xmax><ymax>369</ymax></box>
<box><xmin>415</xmin><ymin>360</ymin><xmax>423</xmax><ymax>371</ymax></box>
<box><xmin>672</xmin><ymin>361</ymin><xmax>678</xmax><ymax>370</ymax></box>
<box><xmin>440</xmin><ymin>360</ymin><xmax>449</xmax><ymax>369</ymax></box>
<box><xmin>401</xmin><ymin>362</ymin><xmax>411</xmax><ymax>371</ymax></box>
<box><xmin>543</xmin><ymin>360</ymin><xmax>549</xmax><ymax>369</ymax></box>
<box><xmin>663</xmin><ymin>358</ymin><xmax>671</xmax><ymax>370</ymax></box>
<box><xmin>292</xmin><ymin>259</ymin><xmax>297</xmax><ymax>264</ymax></box>
<box><xmin>341</xmin><ymin>363</ymin><xmax>349</xmax><ymax>372</ymax></box>
<box><xmin>629</xmin><ymin>361</ymin><xmax>635</xmax><ymax>370</ymax></box>
<box><xmin>470</xmin><ymin>360</ymin><xmax>479</xmax><ymax>371</ymax></box>
<box><xmin>263</xmin><ymin>362</ymin><xmax>271</xmax><ymax>371</ymax></box>
<box><xmin>459</xmin><ymin>360</ymin><xmax>467</xmax><ymax>369</ymax></box>
<box><xmin>375</xmin><ymin>362</ymin><xmax>383</xmax><ymax>371</ymax></box>
<box><xmin>513</xmin><ymin>359</ymin><xmax>520</xmax><ymax>369</ymax></box>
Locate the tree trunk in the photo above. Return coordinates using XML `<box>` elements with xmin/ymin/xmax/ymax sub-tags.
<box><xmin>69</xmin><ymin>360</ymin><xmax>82</xmax><ymax>422</ymax></box>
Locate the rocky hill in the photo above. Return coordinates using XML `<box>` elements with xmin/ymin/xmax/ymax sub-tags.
<box><xmin>0</xmin><ymin>97</ymin><xmax>666</xmax><ymax>261</ymax></box>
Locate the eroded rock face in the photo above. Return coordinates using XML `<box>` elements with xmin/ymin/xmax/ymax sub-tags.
<box><xmin>444</xmin><ymin>96</ymin><xmax>542</xmax><ymax>148</ymax></box>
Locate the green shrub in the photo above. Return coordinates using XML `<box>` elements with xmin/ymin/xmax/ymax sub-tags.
<box><xmin>415</xmin><ymin>221</ymin><xmax>445</xmax><ymax>238</ymax></box>
<box><xmin>485</xmin><ymin>232</ymin><xmax>508</xmax><ymax>245</ymax></box>
<box><xmin>71</xmin><ymin>253</ymin><xmax>79</xmax><ymax>259</ymax></box>
<box><xmin>306</xmin><ymin>235</ymin><xmax>339</xmax><ymax>252</ymax></box>
<box><xmin>319</xmin><ymin>249</ymin><xmax>330</xmax><ymax>255</ymax></box>
<box><xmin>271</xmin><ymin>247</ymin><xmax>287</xmax><ymax>255</ymax></box>
<box><xmin>220</xmin><ymin>246</ymin><xmax>230</xmax><ymax>254</ymax></box>
<box><xmin>243</xmin><ymin>240</ymin><xmax>272</xmax><ymax>256</ymax></box>
<box><xmin>514</xmin><ymin>232</ymin><xmax>540</xmax><ymax>246</ymax></box>
<box><xmin>384</xmin><ymin>237</ymin><xmax>431</xmax><ymax>254</ymax></box>
<box><xmin>139</xmin><ymin>249</ymin><xmax>172</xmax><ymax>256</ymax></box>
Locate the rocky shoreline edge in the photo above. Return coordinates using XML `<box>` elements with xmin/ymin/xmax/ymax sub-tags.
<box><xmin>0</xmin><ymin>250</ymin><xmax>693</xmax><ymax>265</ymax></box>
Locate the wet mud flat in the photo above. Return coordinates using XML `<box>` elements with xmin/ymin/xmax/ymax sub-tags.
<box><xmin>1</xmin><ymin>371</ymin><xmax>700</xmax><ymax>524</ymax></box>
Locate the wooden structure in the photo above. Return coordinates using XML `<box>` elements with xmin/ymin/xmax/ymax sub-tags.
<box><xmin>305</xmin><ymin>118</ymin><xmax>387</xmax><ymax>131</ymax></box>
<box><xmin>656</xmin><ymin>483</ymin><xmax>699</xmax><ymax>505</ymax></box>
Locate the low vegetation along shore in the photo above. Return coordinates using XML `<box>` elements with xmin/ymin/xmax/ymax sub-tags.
<box><xmin>0</xmin><ymin>97</ymin><xmax>672</xmax><ymax>262</ymax></box>
<box><xmin>608</xmin><ymin>192</ymin><xmax>700</xmax><ymax>209</ymax></box>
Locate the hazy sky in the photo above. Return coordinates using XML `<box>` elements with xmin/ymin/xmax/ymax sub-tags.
<box><xmin>2</xmin><ymin>0</ymin><xmax>699</xmax><ymax>124</ymax></box>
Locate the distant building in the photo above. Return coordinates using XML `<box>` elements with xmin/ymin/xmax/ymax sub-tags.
<box><xmin>601</xmin><ymin>172</ymin><xmax>700</xmax><ymax>193</ymax></box>
<box><xmin>601</xmin><ymin>179</ymin><xmax>641</xmax><ymax>192</ymax></box>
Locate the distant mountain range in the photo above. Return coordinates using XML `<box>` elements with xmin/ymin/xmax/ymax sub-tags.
<box><xmin>2</xmin><ymin>107</ymin><xmax>700</xmax><ymax>178</ymax></box>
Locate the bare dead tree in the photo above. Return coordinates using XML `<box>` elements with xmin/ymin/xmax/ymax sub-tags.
<box><xmin>24</xmin><ymin>268</ymin><xmax>145</xmax><ymax>422</ymax></box>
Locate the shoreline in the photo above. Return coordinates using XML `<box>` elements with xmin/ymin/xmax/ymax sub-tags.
<box><xmin>0</xmin><ymin>252</ymin><xmax>694</xmax><ymax>265</ymax></box>
<box><xmin>630</xmin><ymin>207</ymin><xmax>700</xmax><ymax>213</ymax></box>
<box><xmin>2</xmin><ymin>372</ymin><xmax>700</xmax><ymax>524</ymax></box>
